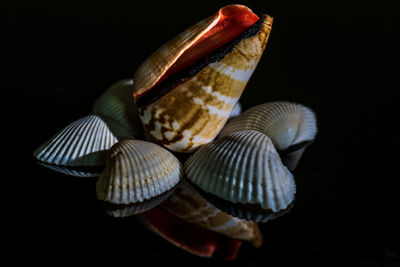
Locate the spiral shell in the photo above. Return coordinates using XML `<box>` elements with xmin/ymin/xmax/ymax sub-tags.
<box><xmin>96</xmin><ymin>140</ymin><xmax>183</xmax><ymax>205</ymax></box>
<box><xmin>134</xmin><ymin>5</ymin><xmax>273</xmax><ymax>152</ymax></box>
<box><xmin>33</xmin><ymin>115</ymin><xmax>133</xmax><ymax>167</ymax></box>
<box><xmin>161</xmin><ymin>179</ymin><xmax>262</xmax><ymax>247</ymax></box>
<box><xmin>185</xmin><ymin>130</ymin><xmax>295</xmax><ymax>212</ymax></box>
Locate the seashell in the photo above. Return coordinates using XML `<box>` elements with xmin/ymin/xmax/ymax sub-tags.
<box><xmin>139</xmin><ymin>207</ymin><xmax>242</xmax><ymax>260</ymax></box>
<box><xmin>219</xmin><ymin>102</ymin><xmax>317</xmax><ymax>170</ymax></box>
<box><xmin>185</xmin><ymin>130</ymin><xmax>295</xmax><ymax>212</ymax></box>
<box><xmin>229</xmin><ymin>102</ymin><xmax>242</xmax><ymax>118</ymax></box>
<box><xmin>33</xmin><ymin>115</ymin><xmax>133</xmax><ymax>167</ymax></box>
<box><xmin>103</xmin><ymin>187</ymin><xmax>176</xmax><ymax>218</ymax></box>
<box><xmin>96</xmin><ymin>140</ymin><xmax>183</xmax><ymax>205</ymax></box>
<box><xmin>92</xmin><ymin>79</ymin><xmax>144</xmax><ymax>137</ymax></box>
<box><xmin>161</xmin><ymin>179</ymin><xmax>262</xmax><ymax>247</ymax></box>
<box><xmin>133</xmin><ymin>5</ymin><xmax>273</xmax><ymax>152</ymax></box>
<box><xmin>37</xmin><ymin>162</ymin><xmax>102</xmax><ymax>177</ymax></box>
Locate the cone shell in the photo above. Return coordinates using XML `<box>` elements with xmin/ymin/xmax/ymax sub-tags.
<box><xmin>161</xmin><ymin>179</ymin><xmax>262</xmax><ymax>247</ymax></box>
<box><xmin>185</xmin><ymin>130</ymin><xmax>295</xmax><ymax>212</ymax></box>
<box><xmin>135</xmin><ymin>7</ymin><xmax>273</xmax><ymax>152</ymax></box>
<box><xmin>96</xmin><ymin>140</ymin><xmax>183</xmax><ymax>204</ymax></box>
<box><xmin>220</xmin><ymin>102</ymin><xmax>317</xmax><ymax>150</ymax></box>
<box><xmin>33</xmin><ymin>115</ymin><xmax>133</xmax><ymax>167</ymax></box>
<box><xmin>92</xmin><ymin>79</ymin><xmax>143</xmax><ymax>137</ymax></box>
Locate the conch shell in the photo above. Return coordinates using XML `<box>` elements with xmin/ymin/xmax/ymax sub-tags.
<box><xmin>133</xmin><ymin>4</ymin><xmax>273</xmax><ymax>152</ymax></box>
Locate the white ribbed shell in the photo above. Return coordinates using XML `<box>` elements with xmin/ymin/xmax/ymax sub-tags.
<box><xmin>92</xmin><ymin>79</ymin><xmax>143</xmax><ymax>137</ymax></box>
<box><xmin>96</xmin><ymin>140</ymin><xmax>183</xmax><ymax>204</ymax></box>
<box><xmin>33</xmin><ymin>115</ymin><xmax>133</xmax><ymax>166</ymax></box>
<box><xmin>185</xmin><ymin>130</ymin><xmax>295</xmax><ymax>212</ymax></box>
<box><xmin>220</xmin><ymin>102</ymin><xmax>317</xmax><ymax>150</ymax></box>
<box><xmin>37</xmin><ymin>162</ymin><xmax>101</xmax><ymax>177</ymax></box>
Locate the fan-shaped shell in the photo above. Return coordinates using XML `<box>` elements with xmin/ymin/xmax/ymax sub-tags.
<box><xmin>185</xmin><ymin>130</ymin><xmax>295</xmax><ymax>212</ymax></box>
<box><xmin>161</xmin><ymin>179</ymin><xmax>262</xmax><ymax>247</ymax></box>
<box><xmin>92</xmin><ymin>79</ymin><xmax>143</xmax><ymax>137</ymax></box>
<box><xmin>33</xmin><ymin>115</ymin><xmax>133</xmax><ymax>166</ymax></box>
<box><xmin>96</xmin><ymin>140</ymin><xmax>183</xmax><ymax>204</ymax></box>
<box><xmin>135</xmin><ymin>6</ymin><xmax>273</xmax><ymax>153</ymax></box>
<box><xmin>220</xmin><ymin>102</ymin><xmax>317</xmax><ymax>150</ymax></box>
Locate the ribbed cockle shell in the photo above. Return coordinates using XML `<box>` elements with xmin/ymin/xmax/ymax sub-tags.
<box><xmin>96</xmin><ymin>140</ymin><xmax>183</xmax><ymax>205</ymax></box>
<box><xmin>133</xmin><ymin>5</ymin><xmax>273</xmax><ymax>152</ymax></box>
<box><xmin>219</xmin><ymin>102</ymin><xmax>317</xmax><ymax>170</ymax></box>
<box><xmin>185</xmin><ymin>130</ymin><xmax>295</xmax><ymax>212</ymax></box>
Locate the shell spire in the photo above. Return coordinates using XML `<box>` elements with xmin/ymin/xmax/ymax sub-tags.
<box><xmin>133</xmin><ymin>5</ymin><xmax>273</xmax><ymax>152</ymax></box>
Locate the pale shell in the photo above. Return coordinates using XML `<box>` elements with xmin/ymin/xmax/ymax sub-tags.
<box><xmin>185</xmin><ymin>130</ymin><xmax>295</xmax><ymax>212</ymax></box>
<box><xmin>229</xmin><ymin>102</ymin><xmax>242</xmax><ymax>118</ymax></box>
<box><xmin>161</xmin><ymin>179</ymin><xmax>262</xmax><ymax>247</ymax></box>
<box><xmin>136</xmin><ymin>12</ymin><xmax>273</xmax><ymax>152</ymax></box>
<box><xmin>96</xmin><ymin>140</ymin><xmax>183</xmax><ymax>205</ymax></box>
<box><xmin>220</xmin><ymin>101</ymin><xmax>317</xmax><ymax>150</ymax></box>
<box><xmin>92</xmin><ymin>79</ymin><xmax>143</xmax><ymax>137</ymax></box>
<box><xmin>33</xmin><ymin>115</ymin><xmax>133</xmax><ymax>166</ymax></box>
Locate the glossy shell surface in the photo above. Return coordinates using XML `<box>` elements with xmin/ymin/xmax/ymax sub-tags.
<box><xmin>134</xmin><ymin>5</ymin><xmax>273</xmax><ymax>152</ymax></box>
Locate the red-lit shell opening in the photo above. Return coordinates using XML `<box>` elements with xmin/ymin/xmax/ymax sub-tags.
<box><xmin>133</xmin><ymin>4</ymin><xmax>259</xmax><ymax>102</ymax></box>
<box><xmin>140</xmin><ymin>207</ymin><xmax>242</xmax><ymax>260</ymax></box>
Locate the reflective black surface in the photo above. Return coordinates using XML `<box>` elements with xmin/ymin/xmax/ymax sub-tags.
<box><xmin>3</xmin><ymin>0</ymin><xmax>399</xmax><ymax>265</ymax></box>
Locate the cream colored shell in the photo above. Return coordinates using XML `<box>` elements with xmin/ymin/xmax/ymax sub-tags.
<box><xmin>33</xmin><ymin>115</ymin><xmax>133</xmax><ymax>166</ymax></box>
<box><xmin>161</xmin><ymin>179</ymin><xmax>262</xmax><ymax>247</ymax></box>
<box><xmin>92</xmin><ymin>79</ymin><xmax>143</xmax><ymax>137</ymax></box>
<box><xmin>220</xmin><ymin>101</ymin><xmax>317</xmax><ymax>150</ymax></box>
<box><xmin>96</xmin><ymin>140</ymin><xmax>183</xmax><ymax>204</ymax></box>
<box><xmin>137</xmin><ymin>15</ymin><xmax>273</xmax><ymax>152</ymax></box>
<box><xmin>185</xmin><ymin>130</ymin><xmax>295</xmax><ymax>212</ymax></box>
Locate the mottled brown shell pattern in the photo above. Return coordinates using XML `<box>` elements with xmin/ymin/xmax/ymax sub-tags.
<box><xmin>139</xmin><ymin>15</ymin><xmax>273</xmax><ymax>152</ymax></box>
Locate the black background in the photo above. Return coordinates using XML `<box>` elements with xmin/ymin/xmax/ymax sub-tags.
<box><xmin>3</xmin><ymin>0</ymin><xmax>399</xmax><ymax>265</ymax></box>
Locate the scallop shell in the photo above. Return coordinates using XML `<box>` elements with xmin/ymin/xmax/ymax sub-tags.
<box><xmin>185</xmin><ymin>130</ymin><xmax>295</xmax><ymax>212</ymax></box>
<box><xmin>96</xmin><ymin>140</ymin><xmax>183</xmax><ymax>205</ymax></box>
<box><xmin>161</xmin><ymin>179</ymin><xmax>262</xmax><ymax>247</ymax></box>
<box><xmin>33</xmin><ymin>115</ymin><xmax>133</xmax><ymax>167</ymax></box>
<box><xmin>92</xmin><ymin>79</ymin><xmax>143</xmax><ymax>137</ymax></box>
<box><xmin>220</xmin><ymin>102</ymin><xmax>317</xmax><ymax>150</ymax></box>
<box><xmin>135</xmin><ymin>5</ymin><xmax>273</xmax><ymax>152</ymax></box>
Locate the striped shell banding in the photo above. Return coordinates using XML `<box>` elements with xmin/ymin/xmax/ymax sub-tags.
<box><xmin>133</xmin><ymin>5</ymin><xmax>273</xmax><ymax>152</ymax></box>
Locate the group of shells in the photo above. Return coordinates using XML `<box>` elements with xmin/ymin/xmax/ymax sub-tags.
<box><xmin>34</xmin><ymin>4</ymin><xmax>317</xmax><ymax>259</ymax></box>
